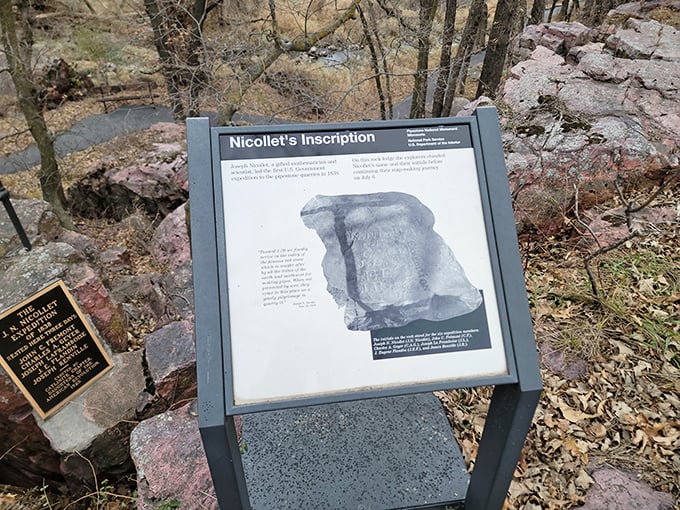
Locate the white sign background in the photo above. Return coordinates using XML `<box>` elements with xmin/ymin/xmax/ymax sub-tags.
<box><xmin>221</xmin><ymin>144</ymin><xmax>508</xmax><ymax>406</ymax></box>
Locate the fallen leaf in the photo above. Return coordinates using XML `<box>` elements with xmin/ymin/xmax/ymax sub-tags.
<box><xmin>558</xmin><ymin>401</ymin><xmax>596</xmax><ymax>423</ymax></box>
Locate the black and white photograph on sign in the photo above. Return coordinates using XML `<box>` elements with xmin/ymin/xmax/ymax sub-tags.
<box><xmin>220</xmin><ymin>125</ymin><xmax>508</xmax><ymax>406</ymax></box>
<box><xmin>299</xmin><ymin>192</ymin><xmax>482</xmax><ymax>330</ymax></box>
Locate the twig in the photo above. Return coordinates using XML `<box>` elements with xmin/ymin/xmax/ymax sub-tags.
<box><xmin>0</xmin><ymin>437</ymin><xmax>28</xmax><ymax>461</ymax></box>
<box><xmin>573</xmin><ymin>182</ymin><xmax>605</xmax><ymax>297</ymax></box>
<box><xmin>585</xmin><ymin>232</ymin><xmax>640</xmax><ymax>298</ymax></box>
<box><xmin>628</xmin><ymin>171</ymin><xmax>678</xmax><ymax>213</ymax></box>
<box><xmin>573</xmin><ymin>182</ymin><xmax>602</xmax><ymax>250</ymax></box>
<box><xmin>0</xmin><ymin>127</ymin><xmax>30</xmax><ymax>141</ymax></box>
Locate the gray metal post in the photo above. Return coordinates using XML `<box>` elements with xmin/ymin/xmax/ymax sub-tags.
<box><xmin>0</xmin><ymin>180</ymin><xmax>31</xmax><ymax>250</ymax></box>
<box><xmin>465</xmin><ymin>107</ymin><xmax>542</xmax><ymax>509</ymax></box>
<box><xmin>466</xmin><ymin>383</ymin><xmax>541</xmax><ymax>509</ymax></box>
<box><xmin>187</xmin><ymin>117</ymin><xmax>250</xmax><ymax>509</ymax></box>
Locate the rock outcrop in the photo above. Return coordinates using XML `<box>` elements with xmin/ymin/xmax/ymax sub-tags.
<box><xmin>68</xmin><ymin>126</ymin><xmax>188</xmax><ymax>221</ymax></box>
<box><xmin>2</xmin><ymin>8</ymin><xmax>678</xmax><ymax>507</ymax></box>
<box><xmin>130</xmin><ymin>403</ymin><xmax>217</xmax><ymax>510</ymax></box>
<box><xmin>0</xmin><ymin>187</ymin><xmax>195</xmax><ymax>493</ymax></box>
<box><xmin>486</xmin><ymin>15</ymin><xmax>679</xmax><ymax>234</ymax></box>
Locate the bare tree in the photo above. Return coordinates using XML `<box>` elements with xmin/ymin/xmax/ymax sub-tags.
<box><xmin>580</xmin><ymin>0</ymin><xmax>624</xmax><ymax>25</ymax></box>
<box><xmin>431</xmin><ymin>0</ymin><xmax>456</xmax><ymax>118</ymax></box>
<box><xmin>0</xmin><ymin>0</ymin><xmax>75</xmax><ymax>229</ymax></box>
<box><xmin>441</xmin><ymin>0</ymin><xmax>486</xmax><ymax>116</ymax></box>
<box><xmin>144</xmin><ymin>0</ymin><xmax>218</xmax><ymax>121</ymax></box>
<box><xmin>358</xmin><ymin>1</ymin><xmax>389</xmax><ymax>119</ymax></box>
<box><xmin>557</xmin><ymin>0</ymin><xmax>569</xmax><ymax>20</ymax></box>
<box><xmin>529</xmin><ymin>0</ymin><xmax>545</xmax><ymax>24</ymax></box>
<box><xmin>215</xmin><ymin>0</ymin><xmax>361</xmax><ymax>124</ymax></box>
<box><xmin>476</xmin><ymin>0</ymin><xmax>519</xmax><ymax>98</ymax></box>
<box><xmin>409</xmin><ymin>0</ymin><xmax>439</xmax><ymax>119</ymax></box>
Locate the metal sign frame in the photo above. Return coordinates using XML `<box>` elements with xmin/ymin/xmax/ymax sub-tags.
<box><xmin>187</xmin><ymin>107</ymin><xmax>542</xmax><ymax>509</ymax></box>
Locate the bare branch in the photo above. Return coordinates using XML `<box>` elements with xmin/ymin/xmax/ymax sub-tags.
<box><xmin>628</xmin><ymin>171</ymin><xmax>679</xmax><ymax>213</ymax></box>
<box><xmin>0</xmin><ymin>127</ymin><xmax>30</xmax><ymax>141</ymax></box>
<box><xmin>573</xmin><ymin>182</ymin><xmax>601</xmax><ymax>251</ymax></box>
<box><xmin>285</xmin><ymin>0</ymin><xmax>360</xmax><ymax>52</ymax></box>
<box><xmin>375</xmin><ymin>0</ymin><xmax>416</xmax><ymax>32</ymax></box>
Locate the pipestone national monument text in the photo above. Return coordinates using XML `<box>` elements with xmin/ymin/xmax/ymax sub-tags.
<box><xmin>301</xmin><ymin>192</ymin><xmax>482</xmax><ymax>331</ymax></box>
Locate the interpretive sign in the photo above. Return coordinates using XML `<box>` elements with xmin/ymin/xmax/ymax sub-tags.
<box><xmin>0</xmin><ymin>280</ymin><xmax>113</xmax><ymax>419</ymax></box>
<box><xmin>188</xmin><ymin>109</ymin><xmax>543</xmax><ymax>510</ymax></box>
<box><xmin>214</xmin><ymin>121</ymin><xmax>515</xmax><ymax>410</ymax></box>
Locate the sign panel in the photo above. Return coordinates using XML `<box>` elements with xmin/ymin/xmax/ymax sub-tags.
<box><xmin>0</xmin><ymin>280</ymin><xmax>113</xmax><ymax>418</ymax></box>
<box><xmin>216</xmin><ymin>122</ymin><xmax>512</xmax><ymax>407</ymax></box>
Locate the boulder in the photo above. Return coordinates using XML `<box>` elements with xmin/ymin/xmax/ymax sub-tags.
<box><xmin>0</xmin><ymin>199</ymin><xmax>55</xmax><ymax>258</ymax></box>
<box><xmin>109</xmin><ymin>262</ymin><xmax>193</xmax><ymax>330</ymax></box>
<box><xmin>0</xmin><ymin>365</ymin><xmax>64</xmax><ymax>488</ymax></box>
<box><xmin>160</xmin><ymin>262</ymin><xmax>194</xmax><ymax>322</ymax></box>
<box><xmin>576</xmin><ymin>466</ymin><xmax>674</xmax><ymax>510</ymax></box>
<box><xmin>0</xmin><ymin>349</ymin><xmax>146</xmax><ymax>493</ymax></box>
<box><xmin>68</xmin><ymin>151</ymin><xmax>188</xmax><ymax>221</ymax></box>
<box><xmin>37</xmin><ymin>350</ymin><xmax>146</xmax><ymax>492</ymax></box>
<box><xmin>0</xmin><ymin>242</ymin><xmax>128</xmax><ymax>353</ymax></box>
<box><xmin>482</xmin><ymin>18</ymin><xmax>680</xmax><ymax>234</ymax></box>
<box><xmin>149</xmin><ymin>203</ymin><xmax>190</xmax><ymax>271</ymax></box>
<box><xmin>110</xmin><ymin>273</ymin><xmax>169</xmax><ymax>326</ymax></box>
<box><xmin>0</xmin><ymin>201</ymin><xmax>135</xmax><ymax>489</ymax></box>
<box><xmin>130</xmin><ymin>402</ymin><xmax>217</xmax><ymax>510</ymax></box>
<box><xmin>143</xmin><ymin>319</ymin><xmax>197</xmax><ymax>413</ymax></box>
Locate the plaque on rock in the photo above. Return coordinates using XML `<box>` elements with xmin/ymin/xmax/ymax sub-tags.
<box><xmin>0</xmin><ymin>280</ymin><xmax>113</xmax><ymax>419</ymax></box>
<box><xmin>301</xmin><ymin>192</ymin><xmax>482</xmax><ymax>331</ymax></box>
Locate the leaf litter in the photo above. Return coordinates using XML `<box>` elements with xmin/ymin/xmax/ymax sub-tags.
<box><xmin>438</xmin><ymin>182</ymin><xmax>680</xmax><ymax>509</ymax></box>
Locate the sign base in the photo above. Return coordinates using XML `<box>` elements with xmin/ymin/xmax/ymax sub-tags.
<box><xmin>240</xmin><ymin>393</ymin><xmax>468</xmax><ymax>509</ymax></box>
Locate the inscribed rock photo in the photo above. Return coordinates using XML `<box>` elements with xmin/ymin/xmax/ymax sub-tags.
<box><xmin>301</xmin><ymin>192</ymin><xmax>482</xmax><ymax>331</ymax></box>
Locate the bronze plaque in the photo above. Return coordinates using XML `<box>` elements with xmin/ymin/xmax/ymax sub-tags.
<box><xmin>0</xmin><ymin>280</ymin><xmax>113</xmax><ymax>419</ymax></box>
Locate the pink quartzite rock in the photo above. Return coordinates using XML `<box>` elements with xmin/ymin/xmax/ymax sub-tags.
<box><xmin>0</xmin><ymin>241</ymin><xmax>127</xmax><ymax>353</ymax></box>
<box><xmin>576</xmin><ymin>466</ymin><xmax>674</xmax><ymax>509</ymax></box>
<box><xmin>0</xmin><ymin>365</ymin><xmax>64</xmax><ymax>488</ymax></box>
<box><xmin>0</xmin><ymin>199</ymin><xmax>49</xmax><ymax>257</ymax></box>
<box><xmin>0</xmin><ymin>201</ymin><xmax>135</xmax><ymax>489</ymax></box>
<box><xmin>37</xmin><ymin>350</ymin><xmax>146</xmax><ymax>493</ymax></box>
<box><xmin>144</xmin><ymin>319</ymin><xmax>197</xmax><ymax>407</ymax></box>
<box><xmin>149</xmin><ymin>203</ymin><xmax>190</xmax><ymax>271</ymax></box>
<box><xmin>130</xmin><ymin>403</ymin><xmax>218</xmax><ymax>510</ymax></box>
<box><xmin>68</xmin><ymin>263</ymin><xmax>128</xmax><ymax>352</ymax></box>
<box><xmin>491</xmin><ymin>16</ymin><xmax>680</xmax><ymax>234</ymax></box>
<box><xmin>68</xmin><ymin>145</ymin><xmax>187</xmax><ymax>221</ymax></box>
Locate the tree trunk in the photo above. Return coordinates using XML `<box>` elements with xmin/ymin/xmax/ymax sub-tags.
<box><xmin>144</xmin><ymin>0</ymin><xmax>186</xmax><ymax>120</ymax></box>
<box><xmin>431</xmin><ymin>0</ymin><xmax>457</xmax><ymax>118</ymax></box>
<box><xmin>0</xmin><ymin>0</ymin><xmax>75</xmax><ymax>230</ymax></box>
<box><xmin>557</xmin><ymin>0</ymin><xmax>569</xmax><ymax>20</ymax></box>
<box><xmin>409</xmin><ymin>0</ymin><xmax>439</xmax><ymax>119</ymax></box>
<box><xmin>367</xmin><ymin>0</ymin><xmax>393</xmax><ymax>119</ymax></box>
<box><xmin>580</xmin><ymin>0</ymin><xmax>623</xmax><ymax>25</ymax></box>
<box><xmin>187</xmin><ymin>0</ymin><xmax>208</xmax><ymax>118</ymax></box>
<box><xmin>358</xmin><ymin>3</ymin><xmax>387</xmax><ymax>119</ymax></box>
<box><xmin>473</xmin><ymin>2</ymin><xmax>488</xmax><ymax>52</ymax></box>
<box><xmin>513</xmin><ymin>0</ymin><xmax>527</xmax><ymax>38</ymax></box>
<box><xmin>529</xmin><ymin>0</ymin><xmax>545</xmax><ymax>24</ymax></box>
<box><xmin>442</xmin><ymin>0</ymin><xmax>485</xmax><ymax>115</ymax></box>
<box><xmin>476</xmin><ymin>0</ymin><xmax>518</xmax><ymax>99</ymax></box>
